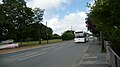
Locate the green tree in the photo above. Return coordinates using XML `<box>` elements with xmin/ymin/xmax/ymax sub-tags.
<box><xmin>47</xmin><ymin>27</ymin><xmax>53</xmax><ymax>40</ymax></box>
<box><xmin>29</xmin><ymin>23</ymin><xmax>53</xmax><ymax>41</ymax></box>
<box><xmin>0</xmin><ymin>0</ymin><xmax>34</xmax><ymax>42</ymax></box>
<box><xmin>88</xmin><ymin>0</ymin><xmax>120</xmax><ymax>54</ymax></box>
<box><xmin>62</xmin><ymin>30</ymin><xmax>74</xmax><ymax>40</ymax></box>
<box><xmin>33</xmin><ymin>8</ymin><xmax>45</xmax><ymax>44</ymax></box>
<box><xmin>52</xmin><ymin>34</ymin><xmax>61</xmax><ymax>39</ymax></box>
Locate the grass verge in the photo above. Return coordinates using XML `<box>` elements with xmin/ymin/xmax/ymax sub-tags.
<box><xmin>18</xmin><ymin>39</ymin><xmax>62</xmax><ymax>46</ymax></box>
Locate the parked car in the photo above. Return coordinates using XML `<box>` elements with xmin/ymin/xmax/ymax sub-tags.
<box><xmin>0</xmin><ymin>39</ymin><xmax>19</xmax><ymax>49</ymax></box>
<box><xmin>0</xmin><ymin>43</ymin><xmax>19</xmax><ymax>49</ymax></box>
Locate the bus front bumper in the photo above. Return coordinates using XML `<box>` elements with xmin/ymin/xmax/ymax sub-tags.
<box><xmin>74</xmin><ymin>38</ymin><xmax>85</xmax><ymax>43</ymax></box>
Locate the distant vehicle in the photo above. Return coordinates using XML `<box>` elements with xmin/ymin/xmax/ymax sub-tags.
<box><xmin>74</xmin><ymin>31</ymin><xmax>89</xmax><ymax>43</ymax></box>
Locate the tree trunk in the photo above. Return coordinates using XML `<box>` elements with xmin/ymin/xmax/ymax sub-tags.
<box><xmin>100</xmin><ymin>31</ymin><xmax>105</xmax><ymax>52</ymax></box>
<box><xmin>20</xmin><ymin>39</ymin><xmax>22</xmax><ymax>45</ymax></box>
<box><xmin>38</xmin><ymin>27</ymin><xmax>41</xmax><ymax>44</ymax></box>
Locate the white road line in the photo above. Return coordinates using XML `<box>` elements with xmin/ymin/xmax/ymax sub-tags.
<box><xmin>54</xmin><ymin>46</ymin><xmax>64</xmax><ymax>50</ymax></box>
<box><xmin>9</xmin><ymin>52</ymin><xmax>32</xmax><ymax>57</ymax></box>
<box><xmin>42</xmin><ymin>46</ymin><xmax>55</xmax><ymax>50</ymax></box>
<box><xmin>5</xmin><ymin>52</ymin><xmax>39</xmax><ymax>61</ymax></box>
<box><xmin>22</xmin><ymin>52</ymin><xmax>39</xmax><ymax>56</ymax></box>
<box><xmin>18</xmin><ymin>52</ymin><xmax>46</xmax><ymax>61</ymax></box>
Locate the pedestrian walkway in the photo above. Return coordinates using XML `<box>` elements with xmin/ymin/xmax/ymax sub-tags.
<box><xmin>78</xmin><ymin>39</ymin><xmax>108</xmax><ymax>67</ymax></box>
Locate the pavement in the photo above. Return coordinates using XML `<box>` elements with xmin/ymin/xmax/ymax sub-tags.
<box><xmin>77</xmin><ymin>39</ymin><xmax>108</xmax><ymax>67</ymax></box>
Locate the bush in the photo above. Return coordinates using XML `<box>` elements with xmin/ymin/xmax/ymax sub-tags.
<box><xmin>62</xmin><ymin>33</ymin><xmax>74</xmax><ymax>40</ymax></box>
<box><xmin>109</xmin><ymin>29</ymin><xmax>120</xmax><ymax>56</ymax></box>
<box><xmin>52</xmin><ymin>36</ymin><xmax>61</xmax><ymax>39</ymax></box>
<box><xmin>52</xmin><ymin>34</ymin><xmax>61</xmax><ymax>39</ymax></box>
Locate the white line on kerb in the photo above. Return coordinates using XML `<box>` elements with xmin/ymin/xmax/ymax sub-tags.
<box><xmin>18</xmin><ymin>52</ymin><xmax>46</xmax><ymax>61</ymax></box>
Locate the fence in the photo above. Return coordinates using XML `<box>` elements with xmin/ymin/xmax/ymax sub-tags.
<box><xmin>107</xmin><ymin>46</ymin><xmax>120</xmax><ymax>67</ymax></box>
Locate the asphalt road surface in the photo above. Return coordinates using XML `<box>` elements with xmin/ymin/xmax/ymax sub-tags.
<box><xmin>0</xmin><ymin>40</ymin><xmax>93</xmax><ymax>67</ymax></box>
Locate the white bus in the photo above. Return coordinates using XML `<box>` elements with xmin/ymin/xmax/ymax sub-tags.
<box><xmin>74</xmin><ymin>31</ymin><xmax>89</xmax><ymax>43</ymax></box>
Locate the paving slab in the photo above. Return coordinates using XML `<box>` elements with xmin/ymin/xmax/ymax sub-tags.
<box><xmin>78</xmin><ymin>39</ymin><xmax>108</xmax><ymax>67</ymax></box>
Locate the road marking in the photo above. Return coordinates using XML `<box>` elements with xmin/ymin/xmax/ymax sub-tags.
<box><xmin>6</xmin><ymin>52</ymin><xmax>39</xmax><ymax>60</ymax></box>
<box><xmin>23</xmin><ymin>52</ymin><xmax>39</xmax><ymax>56</ymax></box>
<box><xmin>9</xmin><ymin>52</ymin><xmax>32</xmax><ymax>57</ymax></box>
<box><xmin>53</xmin><ymin>46</ymin><xmax>64</xmax><ymax>50</ymax></box>
<box><xmin>42</xmin><ymin>46</ymin><xmax>55</xmax><ymax>50</ymax></box>
<box><xmin>18</xmin><ymin>52</ymin><xmax>46</xmax><ymax>61</ymax></box>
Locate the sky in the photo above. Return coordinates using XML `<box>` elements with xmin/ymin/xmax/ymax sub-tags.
<box><xmin>0</xmin><ymin>0</ymin><xmax>94</xmax><ymax>35</ymax></box>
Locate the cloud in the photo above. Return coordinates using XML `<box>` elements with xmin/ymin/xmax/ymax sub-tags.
<box><xmin>0</xmin><ymin>0</ymin><xmax>2</xmax><ymax>4</ymax></box>
<box><xmin>0</xmin><ymin>0</ymin><xmax>70</xmax><ymax>9</ymax></box>
<box><xmin>26</xmin><ymin>0</ymin><xmax>70</xmax><ymax>9</ymax></box>
<box><xmin>26</xmin><ymin>0</ymin><xmax>71</xmax><ymax>20</ymax></box>
<box><xmin>42</xmin><ymin>11</ymin><xmax>87</xmax><ymax>35</ymax></box>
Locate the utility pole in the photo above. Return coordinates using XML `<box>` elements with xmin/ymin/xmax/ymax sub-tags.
<box><xmin>46</xmin><ymin>21</ymin><xmax>48</xmax><ymax>44</ymax></box>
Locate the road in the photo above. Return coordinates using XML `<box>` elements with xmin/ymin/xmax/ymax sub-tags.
<box><xmin>0</xmin><ymin>40</ymin><xmax>93</xmax><ymax>67</ymax></box>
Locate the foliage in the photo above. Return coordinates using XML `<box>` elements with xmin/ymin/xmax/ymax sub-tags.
<box><xmin>52</xmin><ymin>34</ymin><xmax>61</xmax><ymax>39</ymax></box>
<box><xmin>27</xmin><ymin>23</ymin><xmax>53</xmax><ymax>41</ymax></box>
<box><xmin>33</xmin><ymin>8</ymin><xmax>45</xmax><ymax>23</ymax></box>
<box><xmin>62</xmin><ymin>30</ymin><xmax>74</xmax><ymax>40</ymax></box>
<box><xmin>88</xmin><ymin>0</ymin><xmax>120</xmax><ymax>54</ymax></box>
<box><xmin>85</xmin><ymin>18</ymin><xmax>98</xmax><ymax>34</ymax></box>
<box><xmin>0</xmin><ymin>0</ymin><xmax>53</xmax><ymax>43</ymax></box>
<box><xmin>0</xmin><ymin>0</ymin><xmax>34</xmax><ymax>42</ymax></box>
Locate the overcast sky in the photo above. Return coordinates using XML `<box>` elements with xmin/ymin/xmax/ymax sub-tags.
<box><xmin>0</xmin><ymin>0</ymin><xmax>94</xmax><ymax>35</ymax></box>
